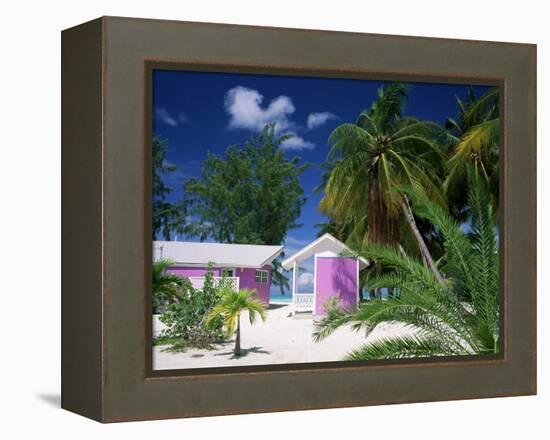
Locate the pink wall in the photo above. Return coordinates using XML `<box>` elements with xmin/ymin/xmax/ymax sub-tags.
<box><xmin>315</xmin><ymin>257</ymin><xmax>358</xmax><ymax>315</ymax></box>
<box><xmin>166</xmin><ymin>265</ymin><xmax>272</xmax><ymax>305</ymax></box>
<box><xmin>236</xmin><ymin>265</ymin><xmax>272</xmax><ymax>305</ymax></box>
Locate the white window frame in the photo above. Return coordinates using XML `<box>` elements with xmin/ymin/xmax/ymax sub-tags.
<box><xmin>255</xmin><ymin>269</ymin><xmax>269</xmax><ymax>284</ymax></box>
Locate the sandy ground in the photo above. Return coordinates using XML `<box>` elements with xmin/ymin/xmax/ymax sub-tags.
<box><xmin>153</xmin><ymin>302</ymin><xmax>415</xmax><ymax>370</ymax></box>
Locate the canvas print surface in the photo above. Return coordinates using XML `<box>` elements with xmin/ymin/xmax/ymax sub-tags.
<box><xmin>151</xmin><ymin>69</ymin><xmax>500</xmax><ymax>370</ymax></box>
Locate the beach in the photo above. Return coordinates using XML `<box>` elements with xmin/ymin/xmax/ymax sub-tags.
<box><xmin>153</xmin><ymin>302</ymin><xmax>415</xmax><ymax>370</ymax></box>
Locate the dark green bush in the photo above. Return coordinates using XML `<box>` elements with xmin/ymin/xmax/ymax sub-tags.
<box><xmin>157</xmin><ymin>266</ymin><xmax>229</xmax><ymax>350</ymax></box>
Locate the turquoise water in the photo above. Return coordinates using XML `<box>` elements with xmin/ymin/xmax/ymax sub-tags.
<box><xmin>269</xmin><ymin>293</ymin><xmax>292</xmax><ymax>303</ymax></box>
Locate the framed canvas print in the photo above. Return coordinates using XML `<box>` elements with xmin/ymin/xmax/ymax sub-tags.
<box><xmin>62</xmin><ymin>16</ymin><xmax>536</xmax><ymax>422</ymax></box>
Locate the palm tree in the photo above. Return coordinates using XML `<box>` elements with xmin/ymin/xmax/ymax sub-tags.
<box><xmin>444</xmin><ymin>87</ymin><xmax>499</xmax><ymax>217</ymax></box>
<box><xmin>206</xmin><ymin>288</ymin><xmax>267</xmax><ymax>357</ymax></box>
<box><xmin>313</xmin><ymin>171</ymin><xmax>499</xmax><ymax>359</ymax></box>
<box><xmin>320</xmin><ymin>83</ymin><xmax>448</xmax><ymax>283</ymax></box>
<box><xmin>152</xmin><ymin>259</ymin><xmax>188</xmax><ymax>312</ymax></box>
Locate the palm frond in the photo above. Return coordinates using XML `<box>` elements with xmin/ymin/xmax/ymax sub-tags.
<box><xmin>448</xmin><ymin>120</ymin><xmax>499</xmax><ymax>172</ymax></box>
<box><xmin>314</xmin><ymin>174</ymin><xmax>500</xmax><ymax>359</ymax></box>
<box><xmin>328</xmin><ymin>124</ymin><xmax>375</xmax><ymax>159</ymax></box>
<box><xmin>345</xmin><ymin>334</ymin><xmax>461</xmax><ymax>360</ymax></box>
<box><xmin>352</xmin><ymin>243</ymin><xmax>440</xmax><ymax>292</ymax></box>
<box><xmin>205</xmin><ymin>288</ymin><xmax>267</xmax><ymax>336</ymax></box>
<box><xmin>465</xmin><ymin>169</ymin><xmax>499</xmax><ymax>347</ymax></box>
<box><xmin>312</xmin><ymin>303</ymin><xmax>354</xmax><ymax>342</ymax></box>
<box><xmin>462</xmin><ymin>88</ymin><xmax>499</xmax><ymax>128</ymax></box>
<box><xmin>397</xmin><ymin>185</ymin><xmax>476</xmax><ymax>299</ymax></box>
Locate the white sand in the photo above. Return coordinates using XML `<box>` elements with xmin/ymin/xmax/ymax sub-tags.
<box><xmin>152</xmin><ymin>302</ymin><xmax>415</xmax><ymax>370</ymax></box>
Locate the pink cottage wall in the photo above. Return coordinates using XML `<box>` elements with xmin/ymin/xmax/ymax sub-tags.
<box><xmin>236</xmin><ymin>265</ymin><xmax>272</xmax><ymax>305</ymax></box>
<box><xmin>166</xmin><ymin>265</ymin><xmax>271</xmax><ymax>305</ymax></box>
<box><xmin>315</xmin><ymin>257</ymin><xmax>358</xmax><ymax>315</ymax></box>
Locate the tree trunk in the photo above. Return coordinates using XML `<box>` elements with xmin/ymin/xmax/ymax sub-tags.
<box><xmin>421</xmin><ymin>251</ymin><xmax>428</xmax><ymax>268</ymax></box>
<box><xmin>401</xmin><ymin>198</ymin><xmax>444</xmax><ymax>285</ymax></box>
<box><xmin>234</xmin><ymin>317</ymin><xmax>241</xmax><ymax>357</ymax></box>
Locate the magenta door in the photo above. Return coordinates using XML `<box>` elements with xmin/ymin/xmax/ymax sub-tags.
<box><xmin>314</xmin><ymin>257</ymin><xmax>358</xmax><ymax>315</ymax></box>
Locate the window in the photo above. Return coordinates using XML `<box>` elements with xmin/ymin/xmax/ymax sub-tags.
<box><xmin>221</xmin><ymin>268</ymin><xmax>235</xmax><ymax>277</ymax></box>
<box><xmin>255</xmin><ymin>269</ymin><xmax>268</xmax><ymax>284</ymax></box>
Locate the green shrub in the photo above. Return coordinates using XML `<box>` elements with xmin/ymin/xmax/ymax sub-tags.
<box><xmin>158</xmin><ymin>265</ymin><xmax>231</xmax><ymax>350</ymax></box>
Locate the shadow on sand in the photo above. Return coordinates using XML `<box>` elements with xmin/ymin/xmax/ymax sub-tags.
<box><xmin>213</xmin><ymin>346</ymin><xmax>271</xmax><ymax>359</ymax></box>
<box><xmin>268</xmin><ymin>303</ymin><xmax>289</xmax><ymax>310</ymax></box>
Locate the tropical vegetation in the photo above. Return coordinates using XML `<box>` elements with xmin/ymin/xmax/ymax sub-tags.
<box><xmin>152</xmin><ymin>80</ymin><xmax>500</xmax><ymax>361</ymax></box>
<box><xmin>156</xmin><ymin>266</ymin><xmax>229</xmax><ymax>350</ymax></box>
<box><xmin>313</xmin><ymin>170</ymin><xmax>499</xmax><ymax>359</ymax></box>
<box><xmin>152</xmin><ymin>137</ymin><xmax>186</xmax><ymax>240</ymax></box>
<box><xmin>319</xmin><ymin>83</ymin><xmax>448</xmax><ymax>277</ymax></box>
<box><xmin>444</xmin><ymin>87</ymin><xmax>500</xmax><ymax>219</ymax></box>
<box><xmin>181</xmin><ymin>124</ymin><xmax>309</xmax><ymax>293</ymax></box>
<box><xmin>152</xmin><ymin>258</ymin><xmax>188</xmax><ymax>313</ymax></box>
<box><xmin>312</xmin><ymin>83</ymin><xmax>500</xmax><ymax>360</ymax></box>
<box><xmin>206</xmin><ymin>288</ymin><xmax>268</xmax><ymax>357</ymax></box>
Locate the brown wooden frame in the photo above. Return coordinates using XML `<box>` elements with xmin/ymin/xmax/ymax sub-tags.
<box><xmin>62</xmin><ymin>16</ymin><xmax>537</xmax><ymax>422</ymax></box>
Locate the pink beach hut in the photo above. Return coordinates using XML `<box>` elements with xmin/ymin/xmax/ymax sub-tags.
<box><xmin>153</xmin><ymin>241</ymin><xmax>284</xmax><ymax>305</ymax></box>
<box><xmin>281</xmin><ymin>233</ymin><xmax>369</xmax><ymax>316</ymax></box>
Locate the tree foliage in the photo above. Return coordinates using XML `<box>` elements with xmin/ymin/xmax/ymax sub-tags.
<box><xmin>152</xmin><ymin>136</ymin><xmax>186</xmax><ymax>240</ymax></box>
<box><xmin>152</xmin><ymin>259</ymin><xmax>188</xmax><ymax>313</ymax></box>
<box><xmin>444</xmin><ymin>87</ymin><xmax>500</xmax><ymax>219</ymax></box>
<box><xmin>183</xmin><ymin>124</ymin><xmax>308</xmax><ymax>244</ymax></box>
<box><xmin>182</xmin><ymin>124</ymin><xmax>308</xmax><ymax>292</ymax></box>
<box><xmin>313</xmin><ymin>170</ymin><xmax>499</xmax><ymax>359</ymax></box>
<box><xmin>319</xmin><ymin>82</ymin><xmax>450</xmax><ymax>283</ymax></box>
<box><xmin>158</xmin><ymin>266</ymin><xmax>229</xmax><ymax>350</ymax></box>
<box><xmin>206</xmin><ymin>287</ymin><xmax>267</xmax><ymax>357</ymax></box>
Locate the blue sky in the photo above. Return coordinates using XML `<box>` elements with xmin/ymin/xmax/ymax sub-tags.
<box><xmin>153</xmin><ymin>69</ymin><xmax>490</xmax><ymax>295</ymax></box>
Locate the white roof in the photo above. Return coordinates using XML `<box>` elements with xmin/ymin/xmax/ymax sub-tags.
<box><xmin>281</xmin><ymin>233</ymin><xmax>369</xmax><ymax>270</ymax></box>
<box><xmin>153</xmin><ymin>241</ymin><xmax>284</xmax><ymax>268</ymax></box>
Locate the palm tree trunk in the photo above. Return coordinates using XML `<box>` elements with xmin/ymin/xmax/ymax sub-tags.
<box><xmin>234</xmin><ymin>317</ymin><xmax>241</xmax><ymax>357</ymax></box>
<box><xmin>401</xmin><ymin>198</ymin><xmax>444</xmax><ymax>285</ymax></box>
<box><xmin>421</xmin><ymin>251</ymin><xmax>428</xmax><ymax>268</ymax></box>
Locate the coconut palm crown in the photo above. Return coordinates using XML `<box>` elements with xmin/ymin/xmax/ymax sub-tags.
<box><xmin>444</xmin><ymin>87</ymin><xmax>500</xmax><ymax>217</ymax></box>
<box><xmin>320</xmin><ymin>82</ymin><xmax>449</xmax><ymax>281</ymax></box>
<box><xmin>313</xmin><ymin>170</ymin><xmax>499</xmax><ymax>360</ymax></box>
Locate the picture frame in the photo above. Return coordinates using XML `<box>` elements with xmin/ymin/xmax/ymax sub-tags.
<box><xmin>61</xmin><ymin>16</ymin><xmax>536</xmax><ymax>422</ymax></box>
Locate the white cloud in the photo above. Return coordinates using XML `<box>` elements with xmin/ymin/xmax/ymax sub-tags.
<box><xmin>224</xmin><ymin>86</ymin><xmax>296</xmax><ymax>133</ymax></box>
<box><xmin>224</xmin><ymin>86</ymin><xmax>317</xmax><ymax>151</ymax></box>
<box><xmin>297</xmin><ymin>272</ymin><xmax>314</xmax><ymax>287</ymax></box>
<box><xmin>155</xmin><ymin>108</ymin><xmax>189</xmax><ymax>127</ymax></box>
<box><xmin>280</xmin><ymin>135</ymin><xmax>314</xmax><ymax>151</ymax></box>
<box><xmin>307</xmin><ymin>111</ymin><xmax>338</xmax><ymax>130</ymax></box>
<box><xmin>155</xmin><ymin>108</ymin><xmax>178</xmax><ymax>127</ymax></box>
